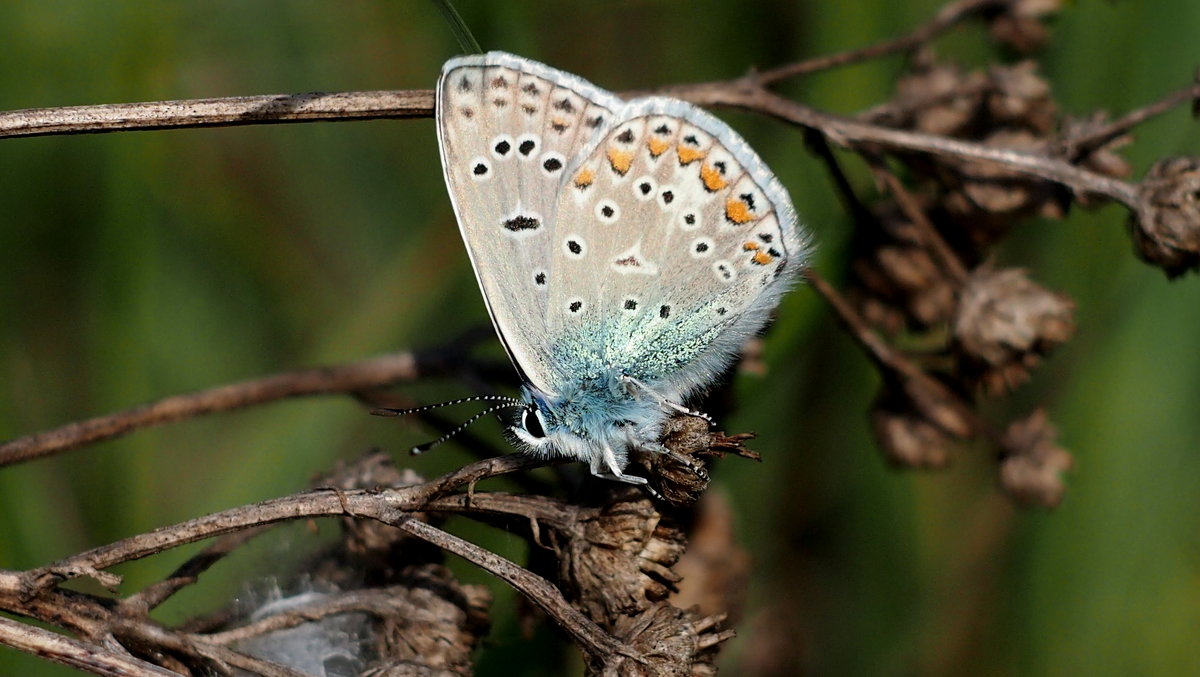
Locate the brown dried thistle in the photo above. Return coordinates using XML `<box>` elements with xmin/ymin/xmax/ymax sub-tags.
<box><xmin>999</xmin><ymin>408</ymin><xmax>1074</xmax><ymax>507</ymax></box>
<box><xmin>1130</xmin><ymin>156</ymin><xmax>1200</xmax><ymax>278</ymax></box>
<box><xmin>952</xmin><ymin>267</ymin><xmax>1075</xmax><ymax>395</ymax></box>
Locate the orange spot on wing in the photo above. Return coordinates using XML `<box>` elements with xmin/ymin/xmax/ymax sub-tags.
<box><xmin>742</xmin><ymin>241</ymin><xmax>760</xmax><ymax>251</ymax></box>
<box><xmin>700</xmin><ymin>164</ymin><xmax>728</xmax><ymax>191</ymax></box>
<box><xmin>574</xmin><ymin>168</ymin><xmax>595</xmax><ymax>188</ymax></box>
<box><xmin>647</xmin><ymin>138</ymin><xmax>671</xmax><ymax>157</ymax></box>
<box><xmin>752</xmin><ymin>251</ymin><xmax>775</xmax><ymax>265</ymax></box>
<box><xmin>677</xmin><ymin>146</ymin><xmax>705</xmax><ymax>165</ymax></box>
<box><xmin>607</xmin><ymin>147</ymin><xmax>634</xmax><ymax>175</ymax></box>
<box><xmin>725</xmin><ymin>198</ymin><xmax>754</xmax><ymax>223</ymax></box>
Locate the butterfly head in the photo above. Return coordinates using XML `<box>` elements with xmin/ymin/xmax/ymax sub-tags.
<box><xmin>512</xmin><ymin>392</ymin><xmax>553</xmax><ymax>449</ymax></box>
<box><xmin>508</xmin><ymin>378</ymin><xmax>671</xmax><ymax>471</ymax></box>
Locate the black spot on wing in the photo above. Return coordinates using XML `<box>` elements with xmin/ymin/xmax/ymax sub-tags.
<box><xmin>503</xmin><ymin>215</ymin><xmax>540</xmax><ymax>231</ymax></box>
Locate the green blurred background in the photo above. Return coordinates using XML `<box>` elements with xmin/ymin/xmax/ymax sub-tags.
<box><xmin>2</xmin><ymin>1</ymin><xmax>1198</xmax><ymax>675</ymax></box>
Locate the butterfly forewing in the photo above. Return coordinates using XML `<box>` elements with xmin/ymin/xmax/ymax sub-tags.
<box><xmin>437</xmin><ymin>54</ymin><xmax>620</xmax><ymax>394</ymax></box>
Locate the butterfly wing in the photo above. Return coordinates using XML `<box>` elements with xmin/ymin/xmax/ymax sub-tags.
<box><xmin>546</xmin><ymin>97</ymin><xmax>811</xmax><ymax>400</ymax></box>
<box><xmin>436</xmin><ymin>52</ymin><xmax>622</xmax><ymax>395</ymax></box>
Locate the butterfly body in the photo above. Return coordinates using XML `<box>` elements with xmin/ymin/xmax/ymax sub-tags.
<box><xmin>435</xmin><ymin>52</ymin><xmax>810</xmax><ymax>486</ymax></box>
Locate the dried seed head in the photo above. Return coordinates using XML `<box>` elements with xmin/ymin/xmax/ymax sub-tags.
<box><xmin>999</xmin><ymin>408</ymin><xmax>1074</xmax><ymax>508</ymax></box>
<box><xmin>986</xmin><ymin>0</ymin><xmax>1063</xmax><ymax>52</ymax></box>
<box><xmin>891</xmin><ymin>58</ymin><xmax>986</xmax><ymax>137</ymax></box>
<box><xmin>986</xmin><ymin>61</ymin><xmax>1057</xmax><ymax>134</ymax></box>
<box><xmin>870</xmin><ymin>393</ymin><xmax>954</xmax><ymax>468</ymax></box>
<box><xmin>953</xmin><ymin>268</ymin><xmax>1075</xmax><ymax>395</ymax></box>
<box><xmin>1129</xmin><ymin>156</ymin><xmax>1200</xmax><ymax>278</ymax></box>
<box><xmin>586</xmin><ymin>605</ymin><xmax>730</xmax><ymax>677</ymax></box>
<box><xmin>849</xmin><ymin>203</ymin><xmax>961</xmax><ymax>331</ymax></box>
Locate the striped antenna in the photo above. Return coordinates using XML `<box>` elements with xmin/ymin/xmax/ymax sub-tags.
<box><xmin>410</xmin><ymin>402</ymin><xmax>522</xmax><ymax>455</ymax></box>
<box><xmin>370</xmin><ymin>394</ymin><xmax>522</xmax><ymax>418</ymax></box>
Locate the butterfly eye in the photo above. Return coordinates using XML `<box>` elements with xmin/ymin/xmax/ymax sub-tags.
<box><xmin>522</xmin><ymin>406</ymin><xmax>547</xmax><ymax>438</ymax></box>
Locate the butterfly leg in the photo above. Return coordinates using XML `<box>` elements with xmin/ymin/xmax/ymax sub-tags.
<box><xmin>620</xmin><ymin>375</ymin><xmax>715</xmax><ymax>426</ymax></box>
<box><xmin>641</xmin><ymin>442</ymin><xmax>710</xmax><ymax>481</ymax></box>
<box><xmin>589</xmin><ymin>446</ymin><xmax>664</xmax><ymax>500</ymax></box>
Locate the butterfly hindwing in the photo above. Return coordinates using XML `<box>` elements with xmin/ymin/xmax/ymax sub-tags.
<box><xmin>547</xmin><ymin>97</ymin><xmax>806</xmax><ymax>398</ymax></box>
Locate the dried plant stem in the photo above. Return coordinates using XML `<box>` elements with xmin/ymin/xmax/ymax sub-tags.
<box><xmin>867</xmin><ymin>156</ymin><xmax>970</xmax><ymax>283</ymax></box>
<box><xmin>803</xmin><ymin>269</ymin><xmax>986</xmax><ymax>440</ymax></box>
<box><xmin>10</xmin><ymin>455</ymin><xmax>542</xmax><ymax>591</ymax></box>
<box><xmin>0</xmin><ymin>454</ymin><xmax>628</xmax><ymax>666</ymax></box>
<box><xmin>0</xmin><ymin>90</ymin><xmax>434</xmax><ymax>139</ymax></box>
<box><xmin>670</xmin><ymin>81</ymin><xmax>1144</xmax><ymax>208</ymax></box>
<box><xmin>389</xmin><ymin>517</ymin><xmax>635</xmax><ymax>662</ymax></box>
<box><xmin>1066</xmin><ymin>79</ymin><xmax>1200</xmax><ymax>159</ymax></box>
<box><xmin>755</xmin><ymin>0</ymin><xmax>1005</xmax><ymax>84</ymax></box>
<box><xmin>0</xmin><ymin>352</ymin><xmax>420</xmax><ymax>467</ymax></box>
<box><xmin>0</xmin><ymin>616</ymin><xmax>179</xmax><ymax>677</ymax></box>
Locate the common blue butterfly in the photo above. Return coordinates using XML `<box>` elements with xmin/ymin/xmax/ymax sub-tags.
<box><xmin>434</xmin><ymin>52</ymin><xmax>810</xmax><ymax>488</ymax></box>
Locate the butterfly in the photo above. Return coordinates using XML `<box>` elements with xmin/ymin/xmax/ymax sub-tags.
<box><xmin>431</xmin><ymin>51</ymin><xmax>810</xmax><ymax>488</ymax></box>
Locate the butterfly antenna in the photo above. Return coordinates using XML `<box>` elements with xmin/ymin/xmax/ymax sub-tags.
<box><xmin>410</xmin><ymin>402</ymin><xmax>521</xmax><ymax>455</ymax></box>
<box><xmin>370</xmin><ymin>394</ymin><xmax>521</xmax><ymax>418</ymax></box>
<box><xmin>428</xmin><ymin>0</ymin><xmax>483</xmax><ymax>54</ymax></box>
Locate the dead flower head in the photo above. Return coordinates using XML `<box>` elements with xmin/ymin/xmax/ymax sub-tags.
<box><xmin>1130</xmin><ymin>156</ymin><xmax>1200</xmax><ymax>278</ymax></box>
<box><xmin>953</xmin><ymin>268</ymin><xmax>1075</xmax><ymax>395</ymax></box>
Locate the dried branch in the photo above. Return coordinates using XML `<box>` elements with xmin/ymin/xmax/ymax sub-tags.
<box><xmin>122</xmin><ymin>527</ymin><xmax>270</xmax><ymax>615</ymax></box>
<box><xmin>10</xmin><ymin>454</ymin><xmax>544</xmax><ymax>593</ymax></box>
<box><xmin>1063</xmin><ymin>78</ymin><xmax>1200</xmax><ymax>160</ymax></box>
<box><xmin>666</xmin><ymin>80</ymin><xmax>1144</xmax><ymax>208</ymax></box>
<box><xmin>0</xmin><ymin>352</ymin><xmax>421</xmax><ymax>467</ymax></box>
<box><xmin>0</xmin><ymin>616</ymin><xmax>180</xmax><ymax>677</ymax></box>
<box><xmin>755</xmin><ymin>0</ymin><xmax>1005</xmax><ymax>84</ymax></box>
<box><xmin>0</xmin><ymin>452</ymin><xmax>636</xmax><ymax>669</ymax></box>
<box><xmin>386</xmin><ymin>517</ymin><xmax>635</xmax><ymax>664</ymax></box>
<box><xmin>0</xmin><ymin>90</ymin><xmax>433</xmax><ymax>139</ymax></box>
<box><xmin>866</xmin><ymin>157</ymin><xmax>970</xmax><ymax>284</ymax></box>
<box><xmin>803</xmin><ymin>268</ymin><xmax>984</xmax><ymax>441</ymax></box>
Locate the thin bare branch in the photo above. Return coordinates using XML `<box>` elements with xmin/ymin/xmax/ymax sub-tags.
<box><xmin>1065</xmin><ymin>79</ymin><xmax>1200</xmax><ymax>159</ymax></box>
<box><xmin>0</xmin><ymin>90</ymin><xmax>434</xmax><ymax>139</ymax></box>
<box><xmin>0</xmin><ymin>616</ymin><xmax>180</xmax><ymax>677</ymax></box>
<box><xmin>866</xmin><ymin>156</ymin><xmax>970</xmax><ymax>283</ymax></box>
<box><xmin>670</xmin><ymin>81</ymin><xmax>1144</xmax><ymax>209</ymax></box>
<box><xmin>5</xmin><ymin>454</ymin><xmax>544</xmax><ymax>594</ymax></box>
<box><xmin>755</xmin><ymin>0</ymin><xmax>1006</xmax><ymax>84</ymax></box>
<box><xmin>122</xmin><ymin>527</ymin><xmax>271</xmax><ymax>614</ymax></box>
<box><xmin>384</xmin><ymin>516</ymin><xmax>635</xmax><ymax>663</ymax></box>
<box><xmin>0</xmin><ymin>352</ymin><xmax>419</xmax><ymax>468</ymax></box>
<box><xmin>803</xmin><ymin>268</ymin><xmax>988</xmax><ymax>441</ymax></box>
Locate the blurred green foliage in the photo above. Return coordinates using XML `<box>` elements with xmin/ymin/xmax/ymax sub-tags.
<box><xmin>1</xmin><ymin>1</ymin><xmax>1198</xmax><ymax>675</ymax></box>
